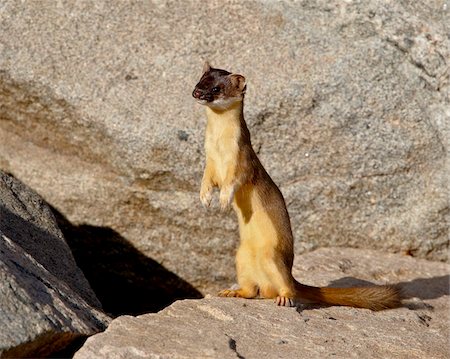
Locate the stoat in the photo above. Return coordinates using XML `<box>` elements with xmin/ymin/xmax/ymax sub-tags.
<box><xmin>192</xmin><ymin>62</ymin><xmax>401</xmax><ymax>310</ymax></box>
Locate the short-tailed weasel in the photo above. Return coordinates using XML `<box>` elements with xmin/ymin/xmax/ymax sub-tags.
<box><xmin>192</xmin><ymin>62</ymin><xmax>401</xmax><ymax>310</ymax></box>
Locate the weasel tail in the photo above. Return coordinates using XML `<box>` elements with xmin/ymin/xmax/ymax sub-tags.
<box><xmin>193</xmin><ymin>62</ymin><xmax>402</xmax><ymax>310</ymax></box>
<box><xmin>294</xmin><ymin>282</ymin><xmax>401</xmax><ymax>310</ymax></box>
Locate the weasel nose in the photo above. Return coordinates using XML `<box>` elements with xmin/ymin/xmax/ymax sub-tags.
<box><xmin>193</xmin><ymin>89</ymin><xmax>202</xmax><ymax>98</ymax></box>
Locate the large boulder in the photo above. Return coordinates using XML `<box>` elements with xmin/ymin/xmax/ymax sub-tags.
<box><xmin>0</xmin><ymin>172</ymin><xmax>110</xmax><ymax>357</ymax></box>
<box><xmin>74</xmin><ymin>248</ymin><xmax>450</xmax><ymax>359</ymax></box>
<box><xmin>0</xmin><ymin>1</ymin><xmax>448</xmax><ymax>296</ymax></box>
<box><xmin>0</xmin><ymin>171</ymin><xmax>101</xmax><ymax>308</ymax></box>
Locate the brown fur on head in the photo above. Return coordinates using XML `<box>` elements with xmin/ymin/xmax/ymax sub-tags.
<box><xmin>192</xmin><ymin>62</ymin><xmax>246</xmax><ymax>110</ymax></box>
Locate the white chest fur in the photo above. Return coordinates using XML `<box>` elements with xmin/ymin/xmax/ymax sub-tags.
<box><xmin>205</xmin><ymin>106</ymin><xmax>241</xmax><ymax>186</ymax></box>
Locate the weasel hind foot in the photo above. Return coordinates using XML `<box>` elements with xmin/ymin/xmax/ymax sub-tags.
<box><xmin>218</xmin><ymin>288</ymin><xmax>256</xmax><ymax>298</ymax></box>
<box><xmin>218</xmin><ymin>289</ymin><xmax>243</xmax><ymax>298</ymax></box>
<box><xmin>275</xmin><ymin>296</ymin><xmax>295</xmax><ymax>307</ymax></box>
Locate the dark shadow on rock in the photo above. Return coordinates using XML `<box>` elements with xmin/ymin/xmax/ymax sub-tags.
<box><xmin>329</xmin><ymin>275</ymin><xmax>449</xmax><ymax>301</ymax></box>
<box><xmin>47</xmin><ymin>335</ymin><xmax>87</xmax><ymax>359</ymax></box>
<box><xmin>51</xmin><ymin>207</ymin><xmax>203</xmax><ymax>318</ymax></box>
<box><xmin>396</xmin><ymin>275</ymin><xmax>450</xmax><ymax>300</ymax></box>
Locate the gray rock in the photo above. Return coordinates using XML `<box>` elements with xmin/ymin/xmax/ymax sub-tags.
<box><xmin>0</xmin><ymin>171</ymin><xmax>101</xmax><ymax>308</ymax></box>
<box><xmin>74</xmin><ymin>248</ymin><xmax>450</xmax><ymax>359</ymax></box>
<box><xmin>0</xmin><ymin>0</ymin><xmax>448</xmax><ymax>297</ymax></box>
<box><xmin>0</xmin><ymin>172</ymin><xmax>110</xmax><ymax>357</ymax></box>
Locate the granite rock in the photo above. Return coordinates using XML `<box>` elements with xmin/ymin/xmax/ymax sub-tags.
<box><xmin>74</xmin><ymin>248</ymin><xmax>450</xmax><ymax>359</ymax></box>
<box><xmin>0</xmin><ymin>1</ymin><xmax>448</xmax><ymax>296</ymax></box>
<box><xmin>0</xmin><ymin>172</ymin><xmax>110</xmax><ymax>357</ymax></box>
<box><xmin>0</xmin><ymin>171</ymin><xmax>101</xmax><ymax>308</ymax></box>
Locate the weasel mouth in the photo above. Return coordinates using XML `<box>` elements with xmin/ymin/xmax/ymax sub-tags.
<box><xmin>192</xmin><ymin>89</ymin><xmax>214</xmax><ymax>103</ymax></box>
<box><xmin>195</xmin><ymin>99</ymin><xmax>208</xmax><ymax>105</ymax></box>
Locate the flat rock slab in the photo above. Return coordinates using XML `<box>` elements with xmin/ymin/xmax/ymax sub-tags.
<box><xmin>75</xmin><ymin>248</ymin><xmax>450</xmax><ymax>359</ymax></box>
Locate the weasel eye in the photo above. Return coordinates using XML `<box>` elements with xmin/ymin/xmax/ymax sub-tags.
<box><xmin>211</xmin><ymin>86</ymin><xmax>220</xmax><ymax>93</ymax></box>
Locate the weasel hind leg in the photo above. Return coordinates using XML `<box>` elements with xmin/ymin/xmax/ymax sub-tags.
<box><xmin>218</xmin><ymin>253</ymin><xmax>259</xmax><ymax>299</ymax></box>
<box><xmin>218</xmin><ymin>240</ymin><xmax>259</xmax><ymax>299</ymax></box>
<box><xmin>261</xmin><ymin>258</ymin><xmax>296</xmax><ymax>307</ymax></box>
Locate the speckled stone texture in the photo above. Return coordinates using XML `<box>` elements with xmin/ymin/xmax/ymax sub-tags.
<box><xmin>74</xmin><ymin>248</ymin><xmax>450</xmax><ymax>359</ymax></box>
<box><xmin>0</xmin><ymin>1</ymin><xmax>448</xmax><ymax>296</ymax></box>
<box><xmin>0</xmin><ymin>171</ymin><xmax>110</xmax><ymax>357</ymax></box>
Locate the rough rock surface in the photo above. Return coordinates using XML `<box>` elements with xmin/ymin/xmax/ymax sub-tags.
<box><xmin>74</xmin><ymin>248</ymin><xmax>450</xmax><ymax>359</ymax></box>
<box><xmin>0</xmin><ymin>172</ymin><xmax>110</xmax><ymax>357</ymax></box>
<box><xmin>0</xmin><ymin>171</ymin><xmax>101</xmax><ymax>308</ymax></box>
<box><xmin>0</xmin><ymin>1</ymin><xmax>448</xmax><ymax>295</ymax></box>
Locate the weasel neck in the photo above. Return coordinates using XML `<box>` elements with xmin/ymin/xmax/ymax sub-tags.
<box><xmin>205</xmin><ymin>101</ymin><xmax>244</xmax><ymax>125</ymax></box>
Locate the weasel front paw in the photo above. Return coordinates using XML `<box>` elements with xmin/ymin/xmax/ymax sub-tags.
<box><xmin>200</xmin><ymin>184</ymin><xmax>213</xmax><ymax>208</ymax></box>
<box><xmin>219</xmin><ymin>185</ymin><xmax>235</xmax><ymax>211</ymax></box>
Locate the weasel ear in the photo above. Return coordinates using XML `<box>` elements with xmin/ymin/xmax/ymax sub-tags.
<box><xmin>229</xmin><ymin>74</ymin><xmax>247</xmax><ymax>93</ymax></box>
<box><xmin>203</xmin><ymin>61</ymin><xmax>211</xmax><ymax>73</ymax></box>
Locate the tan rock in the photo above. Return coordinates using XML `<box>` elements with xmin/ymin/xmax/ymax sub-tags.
<box><xmin>74</xmin><ymin>248</ymin><xmax>450</xmax><ymax>359</ymax></box>
<box><xmin>0</xmin><ymin>1</ymin><xmax>448</xmax><ymax>297</ymax></box>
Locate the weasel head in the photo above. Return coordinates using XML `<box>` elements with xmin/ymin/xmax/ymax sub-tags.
<box><xmin>192</xmin><ymin>61</ymin><xmax>246</xmax><ymax>111</ymax></box>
